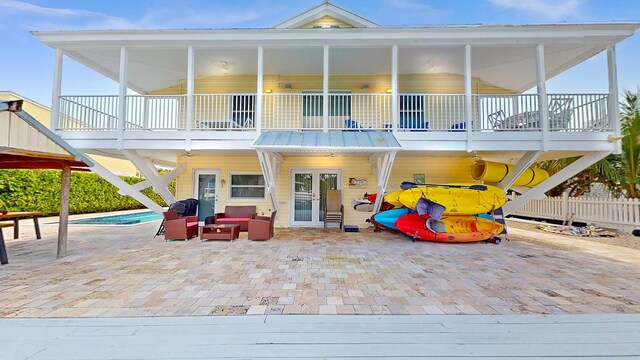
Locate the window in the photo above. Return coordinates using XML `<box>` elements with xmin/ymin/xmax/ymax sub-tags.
<box><xmin>231</xmin><ymin>95</ymin><xmax>256</xmax><ymax>127</ymax></box>
<box><xmin>399</xmin><ymin>94</ymin><xmax>426</xmax><ymax>129</ymax></box>
<box><xmin>302</xmin><ymin>92</ymin><xmax>351</xmax><ymax>117</ymax></box>
<box><xmin>229</xmin><ymin>173</ymin><xmax>265</xmax><ymax>199</ymax></box>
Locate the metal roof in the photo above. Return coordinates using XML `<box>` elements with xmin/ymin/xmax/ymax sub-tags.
<box><xmin>252</xmin><ymin>131</ymin><xmax>401</xmax><ymax>152</ymax></box>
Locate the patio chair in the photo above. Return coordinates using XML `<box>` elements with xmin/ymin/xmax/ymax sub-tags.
<box><xmin>548</xmin><ymin>97</ymin><xmax>574</xmax><ymax>130</ymax></box>
<box><xmin>399</xmin><ymin>115</ymin><xmax>429</xmax><ymax>132</ymax></box>
<box><xmin>323</xmin><ymin>189</ymin><xmax>344</xmax><ymax>230</ymax></box>
<box><xmin>248</xmin><ymin>210</ymin><xmax>277</xmax><ymax>241</ymax></box>
<box><xmin>449</xmin><ymin>122</ymin><xmax>466</xmax><ymax>132</ymax></box>
<box><xmin>162</xmin><ymin>210</ymin><xmax>199</xmax><ymax>241</ymax></box>
<box><xmin>344</xmin><ymin>118</ymin><xmax>362</xmax><ymax>132</ymax></box>
<box><xmin>487</xmin><ymin>110</ymin><xmax>506</xmax><ymax>129</ymax></box>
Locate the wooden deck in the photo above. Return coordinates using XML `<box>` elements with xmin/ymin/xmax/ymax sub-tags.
<box><xmin>3</xmin><ymin>314</ymin><xmax>640</xmax><ymax>359</ymax></box>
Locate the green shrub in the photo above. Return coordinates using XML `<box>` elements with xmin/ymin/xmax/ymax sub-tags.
<box><xmin>0</xmin><ymin>169</ymin><xmax>175</xmax><ymax>216</ymax></box>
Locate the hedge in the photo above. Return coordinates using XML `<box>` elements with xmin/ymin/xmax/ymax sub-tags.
<box><xmin>0</xmin><ymin>169</ymin><xmax>175</xmax><ymax>216</ymax></box>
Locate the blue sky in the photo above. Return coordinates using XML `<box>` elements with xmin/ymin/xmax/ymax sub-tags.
<box><xmin>1</xmin><ymin>0</ymin><xmax>639</xmax><ymax>106</ymax></box>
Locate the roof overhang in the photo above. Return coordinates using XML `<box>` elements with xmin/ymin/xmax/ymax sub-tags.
<box><xmin>273</xmin><ymin>1</ymin><xmax>380</xmax><ymax>29</ymax></box>
<box><xmin>252</xmin><ymin>131</ymin><xmax>401</xmax><ymax>153</ymax></box>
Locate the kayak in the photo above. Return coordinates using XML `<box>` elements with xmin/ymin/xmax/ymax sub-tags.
<box><xmin>383</xmin><ymin>190</ymin><xmax>405</xmax><ymax>208</ymax></box>
<box><xmin>365</xmin><ymin>193</ymin><xmax>397</xmax><ymax>211</ymax></box>
<box><xmin>399</xmin><ymin>183</ymin><xmax>506</xmax><ymax>215</ymax></box>
<box><xmin>369</xmin><ymin>208</ymin><xmax>411</xmax><ymax>231</ymax></box>
<box><xmin>395</xmin><ymin>213</ymin><xmax>504</xmax><ymax>243</ymax></box>
<box><xmin>352</xmin><ymin>199</ymin><xmax>374</xmax><ymax>212</ymax></box>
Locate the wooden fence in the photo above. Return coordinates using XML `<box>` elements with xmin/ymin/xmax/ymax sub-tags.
<box><xmin>509</xmin><ymin>193</ymin><xmax>640</xmax><ymax>233</ymax></box>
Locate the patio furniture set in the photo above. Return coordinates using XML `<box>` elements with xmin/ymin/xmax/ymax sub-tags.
<box><xmin>0</xmin><ymin>211</ymin><xmax>43</xmax><ymax>265</ymax></box>
<box><xmin>162</xmin><ymin>204</ymin><xmax>277</xmax><ymax>242</ymax></box>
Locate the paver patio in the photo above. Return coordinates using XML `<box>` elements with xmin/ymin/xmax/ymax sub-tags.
<box><xmin>1</xmin><ymin>217</ymin><xmax>640</xmax><ymax>317</ymax></box>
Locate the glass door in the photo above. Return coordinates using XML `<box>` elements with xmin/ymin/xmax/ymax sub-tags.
<box><xmin>193</xmin><ymin>170</ymin><xmax>220</xmax><ymax>223</ymax></box>
<box><xmin>290</xmin><ymin>170</ymin><xmax>341</xmax><ymax>226</ymax></box>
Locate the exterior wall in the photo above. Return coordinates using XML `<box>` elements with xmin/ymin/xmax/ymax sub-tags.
<box><xmin>299</xmin><ymin>16</ymin><xmax>355</xmax><ymax>29</ymax></box>
<box><xmin>176</xmin><ymin>154</ymin><xmax>477</xmax><ymax>228</ymax></box>
<box><xmin>0</xmin><ymin>91</ymin><xmax>138</xmax><ymax>176</ymax></box>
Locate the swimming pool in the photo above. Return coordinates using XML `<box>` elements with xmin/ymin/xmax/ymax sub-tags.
<box><xmin>68</xmin><ymin>211</ymin><xmax>162</xmax><ymax>226</ymax></box>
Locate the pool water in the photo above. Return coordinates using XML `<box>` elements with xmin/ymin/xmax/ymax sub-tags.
<box><xmin>68</xmin><ymin>211</ymin><xmax>162</xmax><ymax>225</ymax></box>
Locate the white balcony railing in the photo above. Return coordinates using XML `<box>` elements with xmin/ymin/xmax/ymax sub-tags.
<box><xmin>57</xmin><ymin>93</ymin><xmax>610</xmax><ymax>133</ymax></box>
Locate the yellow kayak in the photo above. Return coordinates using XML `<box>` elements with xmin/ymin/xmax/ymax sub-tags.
<box><xmin>399</xmin><ymin>183</ymin><xmax>506</xmax><ymax>215</ymax></box>
<box><xmin>383</xmin><ymin>189</ymin><xmax>405</xmax><ymax>208</ymax></box>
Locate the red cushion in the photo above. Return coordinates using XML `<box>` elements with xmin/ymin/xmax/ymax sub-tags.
<box><xmin>217</xmin><ymin>217</ymin><xmax>249</xmax><ymax>223</ymax></box>
<box><xmin>186</xmin><ymin>222</ymin><xmax>198</xmax><ymax>228</ymax></box>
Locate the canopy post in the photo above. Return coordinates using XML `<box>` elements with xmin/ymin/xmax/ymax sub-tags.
<box><xmin>57</xmin><ymin>164</ymin><xmax>71</xmax><ymax>259</ymax></box>
<box><xmin>371</xmin><ymin>152</ymin><xmax>396</xmax><ymax>213</ymax></box>
<box><xmin>257</xmin><ymin>150</ymin><xmax>281</xmax><ymax>212</ymax></box>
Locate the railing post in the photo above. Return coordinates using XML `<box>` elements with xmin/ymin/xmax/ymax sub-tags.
<box><xmin>117</xmin><ymin>47</ymin><xmax>128</xmax><ymax>149</ymax></box>
<box><xmin>607</xmin><ymin>45</ymin><xmax>621</xmax><ymax>154</ymax></box>
<box><xmin>535</xmin><ymin>43</ymin><xmax>549</xmax><ymax>150</ymax></box>
<box><xmin>186</xmin><ymin>46</ymin><xmax>195</xmax><ymax>151</ymax></box>
<box><xmin>256</xmin><ymin>46</ymin><xmax>263</xmax><ymax>133</ymax></box>
<box><xmin>50</xmin><ymin>48</ymin><xmax>63</xmax><ymax>132</ymax></box>
<box><xmin>323</xmin><ymin>43</ymin><xmax>329</xmax><ymax>132</ymax></box>
<box><xmin>464</xmin><ymin>44</ymin><xmax>472</xmax><ymax>150</ymax></box>
<box><xmin>391</xmin><ymin>45</ymin><xmax>398</xmax><ymax>132</ymax></box>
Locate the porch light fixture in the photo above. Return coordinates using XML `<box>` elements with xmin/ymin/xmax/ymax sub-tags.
<box><xmin>385</xmin><ymin>88</ymin><xmax>392</xmax><ymax>94</ymax></box>
<box><xmin>264</xmin><ymin>88</ymin><xmax>273</xmax><ymax>93</ymax></box>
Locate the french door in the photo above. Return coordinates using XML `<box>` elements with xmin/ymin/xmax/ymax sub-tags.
<box><xmin>193</xmin><ymin>169</ymin><xmax>220</xmax><ymax>223</ymax></box>
<box><xmin>290</xmin><ymin>169</ymin><xmax>342</xmax><ymax>227</ymax></box>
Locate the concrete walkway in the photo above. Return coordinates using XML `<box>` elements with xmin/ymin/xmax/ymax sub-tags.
<box><xmin>3</xmin><ymin>314</ymin><xmax>640</xmax><ymax>359</ymax></box>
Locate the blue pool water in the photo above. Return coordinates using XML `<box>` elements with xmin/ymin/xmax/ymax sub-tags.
<box><xmin>68</xmin><ymin>211</ymin><xmax>162</xmax><ymax>225</ymax></box>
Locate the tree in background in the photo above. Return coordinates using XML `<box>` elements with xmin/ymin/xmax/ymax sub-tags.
<box><xmin>619</xmin><ymin>88</ymin><xmax>640</xmax><ymax>198</ymax></box>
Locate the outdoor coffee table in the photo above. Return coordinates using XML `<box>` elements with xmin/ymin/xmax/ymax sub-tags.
<box><xmin>200</xmin><ymin>224</ymin><xmax>240</xmax><ymax>241</ymax></box>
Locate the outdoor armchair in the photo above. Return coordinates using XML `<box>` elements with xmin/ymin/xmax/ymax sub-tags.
<box><xmin>163</xmin><ymin>210</ymin><xmax>198</xmax><ymax>241</ymax></box>
<box><xmin>248</xmin><ymin>210</ymin><xmax>277</xmax><ymax>241</ymax></box>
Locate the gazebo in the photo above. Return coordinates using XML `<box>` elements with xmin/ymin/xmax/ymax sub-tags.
<box><xmin>0</xmin><ymin>99</ymin><xmax>93</xmax><ymax>264</ymax></box>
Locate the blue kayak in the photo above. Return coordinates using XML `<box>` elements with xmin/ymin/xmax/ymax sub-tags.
<box><xmin>370</xmin><ymin>208</ymin><xmax>411</xmax><ymax>231</ymax></box>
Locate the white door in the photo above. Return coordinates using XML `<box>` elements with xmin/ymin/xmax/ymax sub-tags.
<box><xmin>193</xmin><ymin>169</ymin><xmax>220</xmax><ymax>223</ymax></box>
<box><xmin>290</xmin><ymin>169</ymin><xmax>341</xmax><ymax>227</ymax></box>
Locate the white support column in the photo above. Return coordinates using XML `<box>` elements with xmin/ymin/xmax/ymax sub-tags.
<box><xmin>497</xmin><ymin>151</ymin><xmax>543</xmax><ymax>190</ymax></box>
<box><xmin>256</xmin><ymin>46</ymin><xmax>264</xmax><ymax>133</ymax></box>
<box><xmin>186</xmin><ymin>46</ymin><xmax>195</xmax><ymax>151</ymax></box>
<box><xmin>464</xmin><ymin>44</ymin><xmax>473</xmax><ymax>150</ymax></box>
<box><xmin>372</xmin><ymin>152</ymin><xmax>396</xmax><ymax>213</ymax></box>
<box><xmin>323</xmin><ymin>44</ymin><xmax>329</xmax><ymax>133</ymax></box>
<box><xmin>391</xmin><ymin>45</ymin><xmax>399</xmax><ymax>132</ymax></box>
<box><xmin>503</xmin><ymin>151</ymin><xmax>610</xmax><ymax>215</ymax></box>
<box><xmin>117</xmin><ymin>47</ymin><xmax>129</xmax><ymax>149</ymax></box>
<box><xmin>536</xmin><ymin>43</ymin><xmax>549</xmax><ymax>150</ymax></box>
<box><xmin>123</xmin><ymin>150</ymin><xmax>179</xmax><ymax>205</ymax></box>
<box><xmin>257</xmin><ymin>150</ymin><xmax>280</xmax><ymax>211</ymax></box>
<box><xmin>50</xmin><ymin>48</ymin><xmax>63</xmax><ymax>131</ymax></box>
<box><xmin>607</xmin><ymin>45</ymin><xmax>621</xmax><ymax>154</ymax></box>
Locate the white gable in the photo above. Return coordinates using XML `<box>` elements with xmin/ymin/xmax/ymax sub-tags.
<box><xmin>273</xmin><ymin>1</ymin><xmax>380</xmax><ymax>29</ymax></box>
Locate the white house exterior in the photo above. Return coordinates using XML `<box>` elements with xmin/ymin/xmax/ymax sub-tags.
<box><xmin>32</xmin><ymin>2</ymin><xmax>639</xmax><ymax>228</ymax></box>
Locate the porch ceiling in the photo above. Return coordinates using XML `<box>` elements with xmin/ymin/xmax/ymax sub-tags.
<box><xmin>54</xmin><ymin>28</ymin><xmax>635</xmax><ymax>94</ymax></box>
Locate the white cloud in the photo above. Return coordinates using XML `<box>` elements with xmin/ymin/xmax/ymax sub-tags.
<box><xmin>0</xmin><ymin>0</ymin><xmax>100</xmax><ymax>17</ymax></box>
<box><xmin>487</xmin><ymin>0</ymin><xmax>585</xmax><ymax>19</ymax></box>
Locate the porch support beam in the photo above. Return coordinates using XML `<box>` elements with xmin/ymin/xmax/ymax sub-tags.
<box><xmin>535</xmin><ymin>43</ymin><xmax>549</xmax><ymax>150</ymax></box>
<box><xmin>90</xmin><ymin>161</ymin><xmax>165</xmax><ymax>215</ymax></box>
<box><xmin>122</xmin><ymin>150</ymin><xmax>179</xmax><ymax>205</ymax></box>
<box><xmin>117</xmin><ymin>46</ymin><xmax>129</xmax><ymax>149</ymax></box>
<box><xmin>256</xmin><ymin>46</ymin><xmax>264</xmax><ymax>133</ymax></box>
<box><xmin>464</xmin><ymin>44</ymin><xmax>472</xmax><ymax>150</ymax></box>
<box><xmin>502</xmin><ymin>151</ymin><xmax>610</xmax><ymax>215</ymax></box>
<box><xmin>256</xmin><ymin>150</ymin><xmax>281</xmax><ymax>212</ymax></box>
<box><xmin>186</xmin><ymin>46</ymin><xmax>195</xmax><ymax>151</ymax></box>
<box><xmin>323</xmin><ymin>44</ymin><xmax>329</xmax><ymax>133</ymax></box>
<box><xmin>371</xmin><ymin>151</ymin><xmax>396</xmax><ymax>213</ymax></box>
<box><xmin>391</xmin><ymin>45</ymin><xmax>398</xmax><ymax>132</ymax></box>
<box><xmin>50</xmin><ymin>48</ymin><xmax>63</xmax><ymax>132</ymax></box>
<box><xmin>497</xmin><ymin>151</ymin><xmax>543</xmax><ymax>190</ymax></box>
<box><xmin>607</xmin><ymin>45</ymin><xmax>621</xmax><ymax>154</ymax></box>
<box><xmin>118</xmin><ymin>164</ymin><xmax>184</xmax><ymax>195</ymax></box>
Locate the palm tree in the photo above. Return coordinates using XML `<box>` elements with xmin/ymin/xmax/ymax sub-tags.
<box><xmin>619</xmin><ymin>88</ymin><xmax>640</xmax><ymax>198</ymax></box>
<box><xmin>540</xmin><ymin>155</ymin><xmax>620</xmax><ymax>197</ymax></box>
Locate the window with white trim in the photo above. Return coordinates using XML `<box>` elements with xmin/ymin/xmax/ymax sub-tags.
<box><xmin>229</xmin><ymin>173</ymin><xmax>265</xmax><ymax>199</ymax></box>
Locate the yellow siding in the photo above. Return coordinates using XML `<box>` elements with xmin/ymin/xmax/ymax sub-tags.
<box><xmin>299</xmin><ymin>16</ymin><xmax>355</xmax><ymax>29</ymax></box>
<box><xmin>0</xmin><ymin>91</ymin><xmax>138</xmax><ymax>176</ymax></box>
<box><xmin>177</xmin><ymin>155</ymin><xmax>477</xmax><ymax>228</ymax></box>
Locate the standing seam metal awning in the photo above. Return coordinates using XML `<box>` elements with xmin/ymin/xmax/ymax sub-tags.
<box><xmin>251</xmin><ymin>131</ymin><xmax>401</xmax><ymax>152</ymax></box>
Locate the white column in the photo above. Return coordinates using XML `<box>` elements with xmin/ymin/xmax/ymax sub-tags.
<box><xmin>391</xmin><ymin>45</ymin><xmax>399</xmax><ymax>132</ymax></box>
<box><xmin>607</xmin><ymin>45</ymin><xmax>621</xmax><ymax>153</ymax></box>
<box><xmin>536</xmin><ymin>43</ymin><xmax>549</xmax><ymax>150</ymax></box>
<box><xmin>464</xmin><ymin>44</ymin><xmax>472</xmax><ymax>148</ymax></box>
<box><xmin>186</xmin><ymin>46</ymin><xmax>195</xmax><ymax>151</ymax></box>
<box><xmin>323</xmin><ymin>44</ymin><xmax>329</xmax><ymax>132</ymax></box>
<box><xmin>117</xmin><ymin>47</ymin><xmax>129</xmax><ymax>149</ymax></box>
<box><xmin>50</xmin><ymin>48</ymin><xmax>63</xmax><ymax>131</ymax></box>
<box><xmin>256</xmin><ymin>46</ymin><xmax>264</xmax><ymax>133</ymax></box>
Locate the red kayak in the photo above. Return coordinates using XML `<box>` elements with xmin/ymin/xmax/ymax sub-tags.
<box><xmin>395</xmin><ymin>213</ymin><xmax>504</xmax><ymax>243</ymax></box>
<box><xmin>366</xmin><ymin>193</ymin><xmax>395</xmax><ymax>211</ymax></box>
